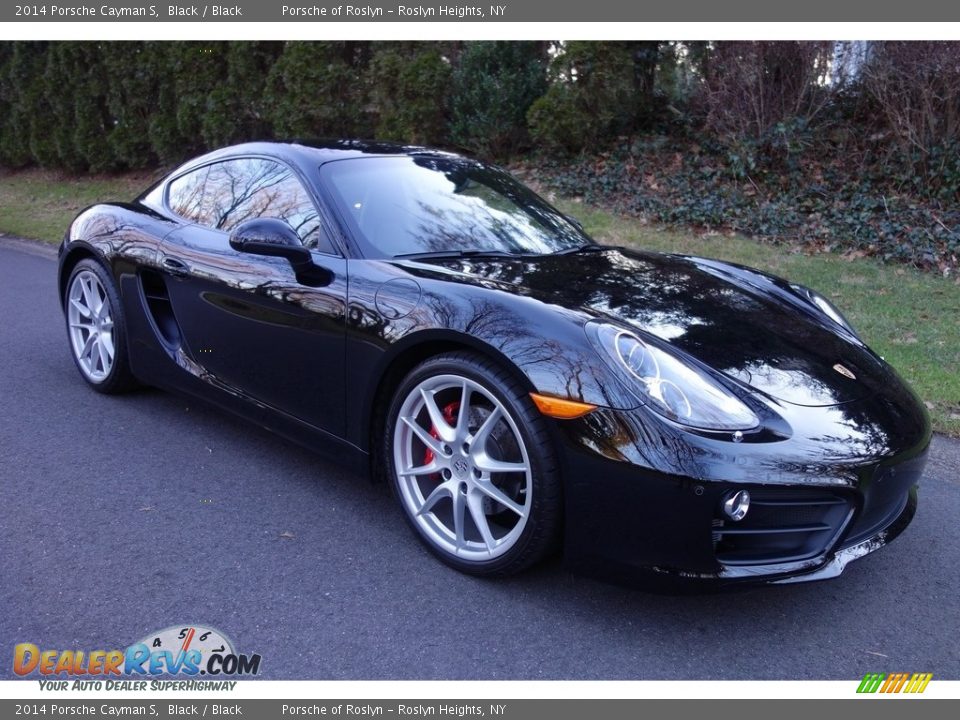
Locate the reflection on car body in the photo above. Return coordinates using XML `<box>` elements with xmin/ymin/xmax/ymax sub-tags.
<box><xmin>57</xmin><ymin>140</ymin><xmax>930</xmax><ymax>589</ymax></box>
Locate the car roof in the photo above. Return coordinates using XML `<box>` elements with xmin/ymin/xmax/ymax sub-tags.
<box><xmin>138</xmin><ymin>140</ymin><xmax>474</xmax><ymax>211</ymax></box>
<box><xmin>182</xmin><ymin>139</ymin><xmax>464</xmax><ymax>171</ymax></box>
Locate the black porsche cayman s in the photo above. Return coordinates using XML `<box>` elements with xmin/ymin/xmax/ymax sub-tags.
<box><xmin>57</xmin><ymin>140</ymin><xmax>930</xmax><ymax>588</ymax></box>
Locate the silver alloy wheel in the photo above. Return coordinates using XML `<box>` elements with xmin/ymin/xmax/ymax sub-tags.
<box><xmin>67</xmin><ymin>269</ymin><xmax>115</xmax><ymax>383</ymax></box>
<box><xmin>393</xmin><ymin>374</ymin><xmax>533</xmax><ymax>561</ymax></box>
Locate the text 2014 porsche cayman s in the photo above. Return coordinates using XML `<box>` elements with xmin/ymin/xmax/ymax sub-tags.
<box><xmin>57</xmin><ymin>141</ymin><xmax>930</xmax><ymax>587</ymax></box>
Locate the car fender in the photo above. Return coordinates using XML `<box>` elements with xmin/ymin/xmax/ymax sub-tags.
<box><xmin>346</xmin><ymin>268</ymin><xmax>643</xmax><ymax>453</ymax></box>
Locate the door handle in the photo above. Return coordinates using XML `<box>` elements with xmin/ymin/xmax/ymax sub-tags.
<box><xmin>161</xmin><ymin>256</ymin><xmax>189</xmax><ymax>277</ymax></box>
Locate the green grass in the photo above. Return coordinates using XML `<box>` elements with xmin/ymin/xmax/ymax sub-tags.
<box><xmin>0</xmin><ymin>168</ymin><xmax>158</xmax><ymax>244</ymax></box>
<box><xmin>561</xmin><ymin>200</ymin><xmax>960</xmax><ymax>438</ymax></box>
<box><xmin>1</xmin><ymin>168</ymin><xmax>957</xmax><ymax>436</ymax></box>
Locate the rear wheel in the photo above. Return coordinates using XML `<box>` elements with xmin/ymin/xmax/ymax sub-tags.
<box><xmin>65</xmin><ymin>259</ymin><xmax>136</xmax><ymax>394</ymax></box>
<box><xmin>385</xmin><ymin>352</ymin><xmax>561</xmax><ymax>576</ymax></box>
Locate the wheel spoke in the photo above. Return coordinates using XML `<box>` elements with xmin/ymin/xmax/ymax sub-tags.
<box><xmin>474</xmin><ymin>478</ymin><xmax>526</xmax><ymax>518</ymax></box>
<box><xmin>97</xmin><ymin>335</ymin><xmax>111</xmax><ymax>369</ymax></box>
<box><xmin>92</xmin><ymin>338</ymin><xmax>104</xmax><ymax>372</ymax></box>
<box><xmin>400</xmin><ymin>416</ymin><xmax>443</xmax><ymax>455</ymax></box>
<box><xmin>467</xmin><ymin>492</ymin><xmax>496</xmax><ymax>553</ymax></box>
<box><xmin>452</xmin><ymin>489</ymin><xmax>467</xmax><ymax>549</ymax></box>
<box><xmin>469</xmin><ymin>406</ymin><xmax>501</xmax><ymax>453</ymax></box>
<box><xmin>91</xmin><ymin>337</ymin><xmax>110</xmax><ymax>372</ymax></box>
<box><xmin>416</xmin><ymin>481</ymin><xmax>453</xmax><ymax>517</ymax></box>
<box><xmin>79</xmin><ymin>277</ymin><xmax>92</xmax><ymax>307</ymax></box>
<box><xmin>398</xmin><ymin>460</ymin><xmax>440</xmax><ymax>478</ymax></box>
<box><xmin>92</xmin><ymin>280</ymin><xmax>105</xmax><ymax>316</ymax></box>
<box><xmin>474</xmin><ymin>454</ymin><xmax>528</xmax><ymax>475</ymax></box>
<box><xmin>79</xmin><ymin>332</ymin><xmax>96</xmax><ymax>362</ymax></box>
<box><xmin>455</xmin><ymin>381</ymin><xmax>472</xmax><ymax>437</ymax></box>
<box><xmin>82</xmin><ymin>276</ymin><xmax>98</xmax><ymax>313</ymax></box>
<box><xmin>420</xmin><ymin>387</ymin><xmax>456</xmax><ymax>443</ymax></box>
<box><xmin>70</xmin><ymin>297</ymin><xmax>92</xmax><ymax>319</ymax></box>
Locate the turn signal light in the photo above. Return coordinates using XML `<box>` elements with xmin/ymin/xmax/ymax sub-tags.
<box><xmin>529</xmin><ymin>392</ymin><xmax>597</xmax><ymax>419</ymax></box>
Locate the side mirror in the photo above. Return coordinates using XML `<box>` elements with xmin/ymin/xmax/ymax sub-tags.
<box><xmin>229</xmin><ymin>218</ymin><xmax>332</xmax><ymax>287</ymax></box>
<box><xmin>229</xmin><ymin>217</ymin><xmax>305</xmax><ymax>256</ymax></box>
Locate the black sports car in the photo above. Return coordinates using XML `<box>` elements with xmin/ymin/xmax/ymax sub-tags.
<box><xmin>58</xmin><ymin>140</ymin><xmax>930</xmax><ymax>588</ymax></box>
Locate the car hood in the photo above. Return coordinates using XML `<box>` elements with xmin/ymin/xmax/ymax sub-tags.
<box><xmin>400</xmin><ymin>247</ymin><xmax>895</xmax><ymax>407</ymax></box>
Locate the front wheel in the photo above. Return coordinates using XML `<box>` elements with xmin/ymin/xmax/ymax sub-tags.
<box><xmin>64</xmin><ymin>258</ymin><xmax>136</xmax><ymax>394</ymax></box>
<box><xmin>385</xmin><ymin>352</ymin><xmax>561</xmax><ymax>576</ymax></box>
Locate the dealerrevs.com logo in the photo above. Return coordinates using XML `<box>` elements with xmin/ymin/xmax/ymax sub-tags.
<box><xmin>14</xmin><ymin>625</ymin><xmax>261</xmax><ymax>689</ymax></box>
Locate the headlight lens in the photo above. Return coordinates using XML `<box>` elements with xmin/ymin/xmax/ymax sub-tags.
<box><xmin>589</xmin><ymin>322</ymin><xmax>759</xmax><ymax>431</ymax></box>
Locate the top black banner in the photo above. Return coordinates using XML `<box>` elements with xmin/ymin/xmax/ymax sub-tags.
<box><xmin>5</xmin><ymin>0</ymin><xmax>960</xmax><ymax>22</ymax></box>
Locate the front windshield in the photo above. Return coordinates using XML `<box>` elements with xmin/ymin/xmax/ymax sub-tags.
<box><xmin>320</xmin><ymin>155</ymin><xmax>590</xmax><ymax>258</ymax></box>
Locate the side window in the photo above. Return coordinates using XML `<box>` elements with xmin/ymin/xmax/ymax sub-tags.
<box><xmin>167</xmin><ymin>158</ymin><xmax>335</xmax><ymax>253</ymax></box>
<box><xmin>167</xmin><ymin>165</ymin><xmax>211</xmax><ymax>225</ymax></box>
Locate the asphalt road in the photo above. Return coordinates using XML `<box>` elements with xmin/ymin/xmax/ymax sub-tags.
<box><xmin>1</xmin><ymin>238</ymin><xmax>959</xmax><ymax>681</ymax></box>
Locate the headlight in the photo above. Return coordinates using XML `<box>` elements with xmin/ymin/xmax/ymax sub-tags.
<box><xmin>791</xmin><ymin>285</ymin><xmax>860</xmax><ymax>339</ymax></box>
<box><xmin>587</xmin><ymin>322</ymin><xmax>759</xmax><ymax>431</ymax></box>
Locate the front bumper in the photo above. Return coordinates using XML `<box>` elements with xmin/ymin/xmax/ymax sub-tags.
<box><xmin>556</xmin><ymin>400</ymin><xmax>930</xmax><ymax>590</ymax></box>
<box><xmin>773</xmin><ymin>487</ymin><xmax>916</xmax><ymax>585</ymax></box>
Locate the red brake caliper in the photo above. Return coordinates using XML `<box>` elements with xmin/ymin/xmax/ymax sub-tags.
<box><xmin>423</xmin><ymin>401</ymin><xmax>461</xmax><ymax>471</ymax></box>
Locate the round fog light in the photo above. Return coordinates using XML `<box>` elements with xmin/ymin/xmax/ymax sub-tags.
<box><xmin>722</xmin><ymin>490</ymin><xmax>750</xmax><ymax>522</ymax></box>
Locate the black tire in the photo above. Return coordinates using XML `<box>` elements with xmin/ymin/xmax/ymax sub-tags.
<box><xmin>64</xmin><ymin>258</ymin><xmax>137</xmax><ymax>394</ymax></box>
<box><xmin>384</xmin><ymin>351</ymin><xmax>562</xmax><ymax>576</ymax></box>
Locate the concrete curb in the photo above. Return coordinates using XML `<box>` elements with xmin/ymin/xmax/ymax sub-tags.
<box><xmin>0</xmin><ymin>234</ymin><xmax>58</xmax><ymax>260</ymax></box>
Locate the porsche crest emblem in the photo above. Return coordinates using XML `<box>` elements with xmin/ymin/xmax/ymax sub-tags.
<box><xmin>833</xmin><ymin>363</ymin><xmax>856</xmax><ymax>380</ymax></box>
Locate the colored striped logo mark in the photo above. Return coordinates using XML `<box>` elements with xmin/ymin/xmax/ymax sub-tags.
<box><xmin>857</xmin><ymin>672</ymin><xmax>933</xmax><ymax>694</ymax></box>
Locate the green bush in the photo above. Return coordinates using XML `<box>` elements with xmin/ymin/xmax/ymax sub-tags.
<box><xmin>202</xmin><ymin>42</ymin><xmax>283</xmax><ymax>148</ymax></box>
<box><xmin>0</xmin><ymin>45</ymin><xmax>13</xmax><ymax>166</ymax></box>
<box><xmin>527</xmin><ymin>42</ymin><xmax>639</xmax><ymax>154</ymax></box>
<box><xmin>0</xmin><ymin>40</ymin><xmax>957</xmax><ymax>273</ymax></box>
<box><xmin>145</xmin><ymin>45</ymin><xmax>187</xmax><ymax>165</ymax></box>
<box><xmin>2</xmin><ymin>43</ymin><xmax>58</xmax><ymax>168</ymax></box>
<box><xmin>148</xmin><ymin>86</ymin><xmax>187</xmax><ymax>165</ymax></box>
<box><xmin>265</xmin><ymin>42</ymin><xmax>373</xmax><ymax>139</ymax></box>
<box><xmin>42</xmin><ymin>44</ymin><xmax>85</xmax><ymax>171</ymax></box>
<box><xmin>369</xmin><ymin>43</ymin><xmax>451</xmax><ymax>145</ymax></box>
<box><xmin>100</xmin><ymin>43</ymin><xmax>166</xmax><ymax>170</ymax></box>
<box><xmin>449</xmin><ymin>41</ymin><xmax>547</xmax><ymax>158</ymax></box>
<box><xmin>170</xmin><ymin>42</ymin><xmax>230</xmax><ymax>159</ymax></box>
<box><xmin>70</xmin><ymin>44</ymin><xmax>115</xmax><ymax>173</ymax></box>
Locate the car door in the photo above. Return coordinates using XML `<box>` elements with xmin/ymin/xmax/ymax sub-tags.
<box><xmin>158</xmin><ymin>156</ymin><xmax>348</xmax><ymax>438</ymax></box>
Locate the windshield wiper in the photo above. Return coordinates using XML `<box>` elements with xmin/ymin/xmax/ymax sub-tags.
<box><xmin>393</xmin><ymin>249</ymin><xmax>525</xmax><ymax>260</ymax></box>
<box><xmin>393</xmin><ymin>244</ymin><xmax>607</xmax><ymax>260</ymax></box>
<box><xmin>549</xmin><ymin>243</ymin><xmax>608</xmax><ymax>256</ymax></box>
